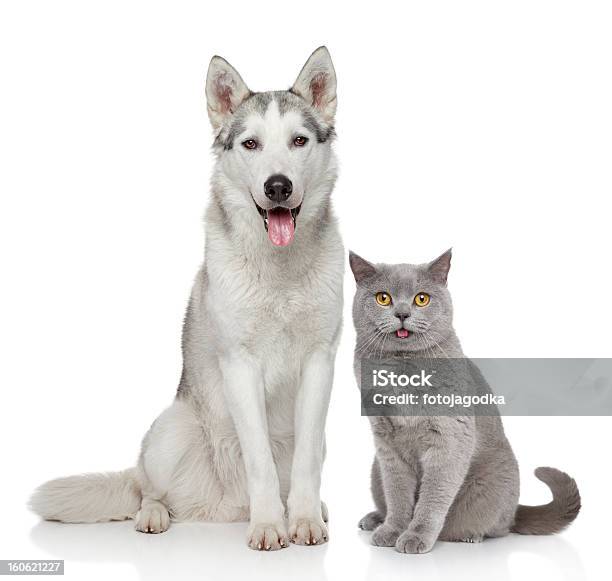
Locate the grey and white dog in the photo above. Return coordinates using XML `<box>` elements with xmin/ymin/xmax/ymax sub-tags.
<box><xmin>31</xmin><ymin>47</ymin><xmax>344</xmax><ymax>551</ymax></box>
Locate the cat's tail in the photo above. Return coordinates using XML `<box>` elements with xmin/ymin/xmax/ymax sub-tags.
<box><xmin>511</xmin><ymin>467</ymin><xmax>581</xmax><ymax>535</ymax></box>
<box><xmin>29</xmin><ymin>468</ymin><xmax>141</xmax><ymax>523</ymax></box>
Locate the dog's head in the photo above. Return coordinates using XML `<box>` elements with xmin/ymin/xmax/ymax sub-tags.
<box><xmin>206</xmin><ymin>47</ymin><xmax>337</xmax><ymax>247</ymax></box>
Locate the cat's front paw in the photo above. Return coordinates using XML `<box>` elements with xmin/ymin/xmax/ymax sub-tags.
<box><xmin>371</xmin><ymin>523</ymin><xmax>402</xmax><ymax>547</ymax></box>
<box><xmin>358</xmin><ymin>510</ymin><xmax>384</xmax><ymax>531</ymax></box>
<box><xmin>395</xmin><ymin>530</ymin><xmax>436</xmax><ymax>554</ymax></box>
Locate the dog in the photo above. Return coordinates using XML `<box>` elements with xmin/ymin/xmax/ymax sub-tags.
<box><xmin>30</xmin><ymin>46</ymin><xmax>344</xmax><ymax>551</ymax></box>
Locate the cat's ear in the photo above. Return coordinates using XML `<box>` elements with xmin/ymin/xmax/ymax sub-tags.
<box><xmin>205</xmin><ymin>55</ymin><xmax>251</xmax><ymax>131</ymax></box>
<box><xmin>349</xmin><ymin>251</ymin><xmax>377</xmax><ymax>283</ymax></box>
<box><xmin>291</xmin><ymin>46</ymin><xmax>337</xmax><ymax>123</ymax></box>
<box><xmin>427</xmin><ymin>249</ymin><xmax>452</xmax><ymax>285</ymax></box>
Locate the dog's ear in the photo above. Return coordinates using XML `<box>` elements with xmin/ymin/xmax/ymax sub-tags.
<box><xmin>427</xmin><ymin>248</ymin><xmax>453</xmax><ymax>285</ymax></box>
<box><xmin>291</xmin><ymin>46</ymin><xmax>337</xmax><ymax>123</ymax></box>
<box><xmin>349</xmin><ymin>251</ymin><xmax>377</xmax><ymax>284</ymax></box>
<box><xmin>205</xmin><ymin>55</ymin><xmax>251</xmax><ymax>131</ymax></box>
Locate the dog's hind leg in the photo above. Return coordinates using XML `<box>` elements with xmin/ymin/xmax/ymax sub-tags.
<box><xmin>135</xmin><ymin>497</ymin><xmax>170</xmax><ymax>534</ymax></box>
<box><xmin>135</xmin><ymin>435</ymin><xmax>174</xmax><ymax>534</ymax></box>
<box><xmin>134</xmin><ymin>402</ymin><xmax>192</xmax><ymax>534</ymax></box>
<box><xmin>135</xmin><ymin>398</ymin><xmax>237</xmax><ymax>531</ymax></box>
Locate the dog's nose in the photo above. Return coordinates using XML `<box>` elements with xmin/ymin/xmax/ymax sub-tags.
<box><xmin>395</xmin><ymin>312</ymin><xmax>410</xmax><ymax>323</ymax></box>
<box><xmin>264</xmin><ymin>174</ymin><xmax>293</xmax><ymax>203</ymax></box>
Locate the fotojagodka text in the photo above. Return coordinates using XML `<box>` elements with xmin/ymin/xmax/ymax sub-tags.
<box><xmin>368</xmin><ymin>366</ymin><xmax>505</xmax><ymax>411</ymax></box>
<box><xmin>360</xmin><ymin>358</ymin><xmax>612</xmax><ymax>417</ymax></box>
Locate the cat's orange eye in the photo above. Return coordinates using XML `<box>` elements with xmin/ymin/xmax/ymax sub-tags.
<box><xmin>414</xmin><ymin>292</ymin><xmax>430</xmax><ymax>307</ymax></box>
<box><xmin>375</xmin><ymin>292</ymin><xmax>392</xmax><ymax>306</ymax></box>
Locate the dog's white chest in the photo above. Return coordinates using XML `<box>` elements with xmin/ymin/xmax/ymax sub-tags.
<box><xmin>208</xmin><ymin>253</ymin><xmax>341</xmax><ymax>393</ymax></box>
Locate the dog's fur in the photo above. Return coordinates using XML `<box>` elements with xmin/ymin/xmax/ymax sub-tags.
<box><xmin>30</xmin><ymin>47</ymin><xmax>344</xmax><ymax>551</ymax></box>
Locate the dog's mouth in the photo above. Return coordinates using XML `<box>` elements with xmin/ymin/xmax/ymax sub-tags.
<box><xmin>253</xmin><ymin>200</ymin><xmax>302</xmax><ymax>247</ymax></box>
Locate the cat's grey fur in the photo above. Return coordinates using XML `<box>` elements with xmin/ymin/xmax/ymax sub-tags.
<box><xmin>350</xmin><ymin>249</ymin><xmax>581</xmax><ymax>554</ymax></box>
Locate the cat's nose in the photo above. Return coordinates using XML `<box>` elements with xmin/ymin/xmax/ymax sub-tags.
<box><xmin>395</xmin><ymin>312</ymin><xmax>410</xmax><ymax>323</ymax></box>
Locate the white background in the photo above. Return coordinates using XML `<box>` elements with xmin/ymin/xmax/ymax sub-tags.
<box><xmin>1</xmin><ymin>1</ymin><xmax>610</xmax><ymax>580</ymax></box>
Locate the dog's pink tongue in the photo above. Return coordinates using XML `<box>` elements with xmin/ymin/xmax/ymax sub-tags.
<box><xmin>267</xmin><ymin>208</ymin><xmax>294</xmax><ymax>246</ymax></box>
<box><xmin>396</xmin><ymin>329</ymin><xmax>409</xmax><ymax>338</ymax></box>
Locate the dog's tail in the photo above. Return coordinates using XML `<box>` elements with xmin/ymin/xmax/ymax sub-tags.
<box><xmin>29</xmin><ymin>468</ymin><xmax>141</xmax><ymax>523</ymax></box>
<box><xmin>511</xmin><ymin>467</ymin><xmax>581</xmax><ymax>535</ymax></box>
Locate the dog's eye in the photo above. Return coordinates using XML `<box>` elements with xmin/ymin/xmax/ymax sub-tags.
<box><xmin>242</xmin><ymin>139</ymin><xmax>258</xmax><ymax>150</ymax></box>
<box><xmin>293</xmin><ymin>136</ymin><xmax>308</xmax><ymax>147</ymax></box>
<box><xmin>375</xmin><ymin>292</ymin><xmax>392</xmax><ymax>307</ymax></box>
<box><xmin>414</xmin><ymin>293</ymin><xmax>430</xmax><ymax>307</ymax></box>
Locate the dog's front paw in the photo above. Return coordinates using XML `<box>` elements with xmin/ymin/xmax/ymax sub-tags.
<box><xmin>395</xmin><ymin>530</ymin><xmax>436</xmax><ymax>554</ymax></box>
<box><xmin>135</xmin><ymin>502</ymin><xmax>170</xmax><ymax>534</ymax></box>
<box><xmin>371</xmin><ymin>523</ymin><xmax>402</xmax><ymax>547</ymax></box>
<box><xmin>289</xmin><ymin>517</ymin><xmax>328</xmax><ymax>546</ymax></box>
<box><xmin>358</xmin><ymin>510</ymin><xmax>384</xmax><ymax>531</ymax></box>
<box><xmin>247</xmin><ymin>522</ymin><xmax>289</xmax><ymax>551</ymax></box>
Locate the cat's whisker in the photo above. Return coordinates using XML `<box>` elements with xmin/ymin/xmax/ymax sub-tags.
<box><xmin>358</xmin><ymin>334</ymin><xmax>384</xmax><ymax>357</ymax></box>
<box><xmin>373</xmin><ymin>331</ymin><xmax>387</xmax><ymax>360</ymax></box>
<box><xmin>355</xmin><ymin>328</ymin><xmax>384</xmax><ymax>355</ymax></box>
<box><xmin>355</xmin><ymin>333</ymin><xmax>377</xmax><ymax>353</ymax></box>
<box><xmin>415</xmin><ymin>332</ymin><xmax>431</xmax><ymax>359</ymax></box>
<box><xmin>422</xmin><ymin>334</ymin><xmax>435</xmax><ymax>360</ymax></box>
<box><xmin>425</xmin><ymin>330</ymin><xmax>452</xmax><ymax>360</ymax></box>
<box><xmin>422</xmin><ymin>331</ymin><xmax>442</xmax><ymax>359</ymax></box>
<box><xmin>358</xmin><ymin>327</ymin><xmax>381</xmax><ymax>345</ymax></box>
<box><xmin>415</xmin><ymin>333</ymin><xmax>429</xmax><ymax>359</ymax></box>
<box><xmin>358</xmin><ymin>330</ymin><xmax>386</xmax><ymax>358</ymax></box>
<box><xmin>378</xmin><ymin>331</ymin><xmax>390</xmax><ymax>361</ymax></box>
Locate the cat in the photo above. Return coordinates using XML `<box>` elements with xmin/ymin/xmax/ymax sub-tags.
<box><xmin>349</xmin><ymin>249</ymin><xmax>581</xmax><ymax>554</ymax></box>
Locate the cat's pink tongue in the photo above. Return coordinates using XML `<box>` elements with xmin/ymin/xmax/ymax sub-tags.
<box><xmin>267</xmin><ymin>208</ymin><xmax>295</xmax><ymax>246</ymax></box>
<box><xmin>396</xmin><ymin>329</ymin><xmax>409</xmax><ymax>339</ymax></box>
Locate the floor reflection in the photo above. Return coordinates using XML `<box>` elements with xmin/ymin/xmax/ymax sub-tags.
<box><xmin>31</xmin><ymin>519</ymin><xmax>586</xmax><ymax>581</ymax></box>
<box><xmin>357</xmin><ymin>529</ymin><xmax>586</xmax><ymax>581</ymax></box>
<box><xmin>31</xmin><ymin>520</ymin><xmax>328</xmax><ymax>581</ymax></box>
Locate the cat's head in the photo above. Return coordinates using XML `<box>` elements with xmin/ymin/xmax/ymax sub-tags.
<box><xmin>349</xmin><ymin>250</ymin><xmax>454</xmax><ymax>354</ymax></box>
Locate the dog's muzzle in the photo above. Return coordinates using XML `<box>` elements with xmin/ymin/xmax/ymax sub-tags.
<box><xmin>253</xmin><ymin>174</ymin><xmax>301</xmax><ymax>247</ymax></box>
<box><xmin>253</xmin><ymin>198</ymin><xmax>302</xmax><ymax>247</ymax></box>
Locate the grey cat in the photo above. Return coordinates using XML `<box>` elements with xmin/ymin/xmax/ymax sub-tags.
<box><xmin>349</xmin><ymin>249</ymin><xmax>581</xmax><ymax>554</ymax></box>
